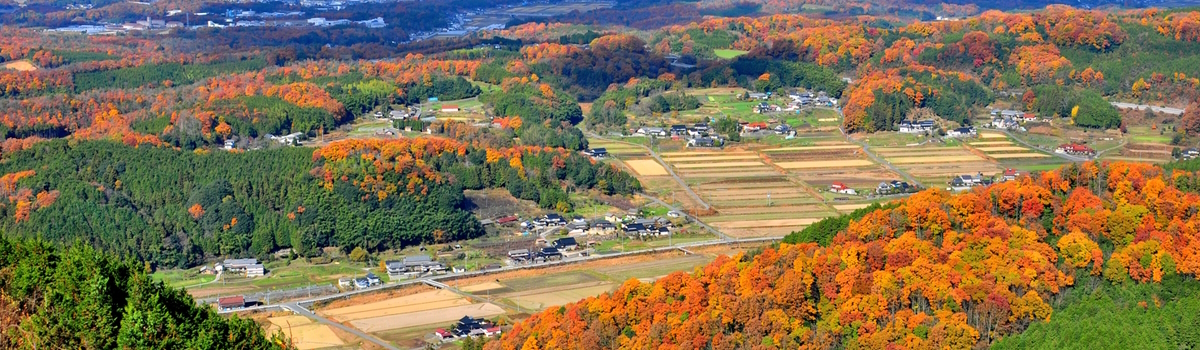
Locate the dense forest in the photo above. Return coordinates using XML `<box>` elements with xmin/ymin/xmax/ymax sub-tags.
<box><xmin>0</xmin><ymin>237</ymin><xmax>286</xmax><ymax>349</ymax></box>
<box><xmin>488</xmin><ymin>161</ymin><xmax>1200</xmax><ymax>349</ymax></box>
<box><xmin>0</xmin><ymin>139</ymin><xmax>637</xmax><ymax>268</ymax></box>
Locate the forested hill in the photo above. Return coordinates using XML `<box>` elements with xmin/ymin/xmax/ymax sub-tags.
<box><xmin>487</xmin><ymin>161</ymin><xmax>1200</xmax><ymax>349</ymax></box>
<box><xmin>0</xmin><ymin>237</ymin><xmax>285</xmax><ymax>349</ymax></box>
<box><xmin>0</xmin><ymin>139</ymin><xmax>639</xmax><ymax>268</ymax></box>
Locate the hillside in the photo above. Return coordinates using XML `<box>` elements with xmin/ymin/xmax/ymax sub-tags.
<box><xmin>487</xmin><ymin>161</ymin><xmax>1200</xmax><ymax>349</ymax></box>
<box><xmin>0</xmin><ymin>237</ymin><xmax>286</xmax><ymax>349</ymax></box>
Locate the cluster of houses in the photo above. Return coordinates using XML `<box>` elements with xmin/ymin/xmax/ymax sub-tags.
<box><xmin>948</xmin><ymin>169</ymin><xmax>1023</xmax><ymax>190</ymax></box>
<box><xmin>989</xmin><ymin>109</ymin><xmax>1046</xmax><ymax>131</ymax></box>
<box><xmin>634</xmin><ymin>123</ymin><xmax>726</xmax><ymax>148</ymax></box>
<box><xmin>207</xmin><ymin>258</ymin><xmax>265</xmax><ymax>278</ymax></box>
<box><xmin>384</xmin><ymin>255</ymin><xmax>447</xmax><ymax>279</ymax></box>
<box><xmin>375</xmin><ymin>106</ymin><xmax>423</xmax><ymax>121</ymax></box>
<box><xmin>898</xmin><ymin>120</ymin><xmax>936</xmax><ymax>134</ymax></box>
<box><xmin>749</xmin><ymin>90</ymin><xmax>837</xmax><ymax>114</ymax></box>
<box><xmin>1055</xmin><ymin>143</ymin><xmax>1096</xmax><ymax>157</ymax></box>
<box><xmin>434</xmin><ymin>316</ymin><xmax>502</xmax><ymax>342</ymax></box>
<box><xmin>947</xmin><ymin>126</ymin><xmax>978</xmax><ymax>138</ymax></box>
<box><xmin>829</xmin><ymin>182</ymin><xmax>857</xmax><ymax>195</ymax></box>
<box><xmin>338</xmin><ymin>272</ymin><xmax>384</xmax><ymax>290</ymax></box>
<box><xmin>1177</xmin><ymin>148</ymin><xmax>1200</xmax><ymax>160</ymax></box>
<box><xmin>876</xmin><ymin>180</ymin><xmax>919</xmax><ymax>195</ymax></box>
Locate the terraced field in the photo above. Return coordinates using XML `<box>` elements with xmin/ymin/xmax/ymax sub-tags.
<box><xmin>875</xmin><ymin>146</ymin><xmax>1002</xmax><ymax>186</ymax></box>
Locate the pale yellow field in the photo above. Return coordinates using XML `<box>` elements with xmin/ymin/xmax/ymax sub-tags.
<box><xmin>663</xmin><ymin>155</ymin><xmax>761</xmax><ymax>162</ymax></box>
<box><xmin>976</xmin><ymin>146</ymin><xmax>1030</xmax><ymax>152</ymax></box>
<box><xmin>763</xmin><ymin>145</ymin><xmax>859</xmax><ymax>152</ymax></box>
<box><xmin>833</xmin><ymin>203</ymin><xmax>874</xmax><ymax>212</ymax></box>
<box><xmin>2</xmin><ymin>60</ymin><xmax>36</xmax><ymax>72</ymax></box>
<box><xmin>508</xmin><ymin>284</ymin><xmax>616</xmax><ymax>310</ymax></box>
<box><xmin>969</xmin><ymin>141</ymin><xmax>1013</xmax><ymax>146</ymax></box>
<box><xmin>266</xmin><ymin>316</ymin><xmax>345</xmax><ymax>350</ymax></box>
<box><xmin>319</xmin><ymin>289</ymin><xmax>467</xmax><ymax>322</ymax></box>
<box><xmin>713</xmin><ymin>218</ymin><xmax>822</xmax><ymax>229</ymax></box>
<box><xmin>817</xmin><ymin>118</ymin><xmax>838</xmax><ymax>122</ymax></box>
<box><xmin>459</xmin><ymin>281</ymin><xmax>505</xmax><ymax>292</ymax></box>
<box><xmin>659</xmin><ymin>151</ymin><xmax>755</xmax><ymax>157</ymax></box>
<box><xmin>775</xmin><ymin>159</ymin><xmax>874</xmax><ymax>169</ymax></box>
<box><xmin>873</xmin><ymin>150</ymin><xmax>972</xmax><ymax>157</ymax></box>
<box><xmin>625</xmin><ymin>159</ymin><xmax>669</xmax><ymax>176</ymax></box>
<box><xmin>979</xmin><ymin>132</ymin><xmax>1006</xmax><ymax>139</ymax></box>
<box><xmin>349</xmin><ymin>303</ymin><xmax>506</xmax><ymax>333</ymax></box>
<box><xmin>889</xmin><ymin>155</ymin><xmax>984</xmax><ymax>164</ymax></box>
<box><xmin>674</xmin><ymin>161</ymin><xmax>766</xmax><ymax>169</ymax></box>
<box><xmin>988</xmin><ymin>153</ymin><xmax>1052</xmax><ymax>159</ymax></box>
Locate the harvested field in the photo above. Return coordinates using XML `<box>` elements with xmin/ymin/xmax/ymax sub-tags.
<box><xmin>349</xmin><ymin>303</ymin><xmax>506</xmax><ymax>333</ymax></box>
<box><xmin>459</xmin><ymin>282</ymin><xmax>505</xmax><ymax>292</ymax></box>
<box><xmin>763</xmin><ymin>145</ymin><xmax>859</xmax><ymax>152</ymax></box>
<box><xmin>976</xmin><ymin>146</ymin><xmax>1030</xmax><ymax>152</ymax></box>
<box><xmin>505</xmin><ymin>282</ymin><xmax>615</xmax><ymax>310</ymax></box>
<box><xmin>662</xmin><ymin>155</ymin><xmax>761</xmax><ymax>162</ymax></box>
<box><xmin>702</xmin><ymin>187</ymin><xmax>805</xmax><ymax>197</ymax></box>
<box><xmin>716</xmin><ymin>205</ymin><xmax>829</xmax><ymax>216</ymax></box>
<box><xmin>817</xmin><ymin>118</ymin><xmax>838</xmax><ymax>122</ymax></box>
<box><xmin>979</xmin><ymin>132</ymin><xmax>1006</xmax><ymax>139</ymax></box>
<box><xmin>888</xmin><ymin>155</ymin><xmax>984</xmax><ymax>164</ymax></box>
<box><xmin>874</xmin><ymin>150</ymin><xmax>978</xmax><ymax>157</ymax></box>
<box><xmin>989</xmin><ymin>153</ymin><xmax>1051</xmax><ymax>159</ymax></box>
<box><xmin>319</xmin><ymin>289</ymin><xmax>465</xmax><ymax>322</ymax></box>
<box><xmin>674</xmin><ymin>161</ymin><xmax>766</xmax><ymax>169</ymax></box>
<box><xmin>625</xmin><ymin>159</ymin><xmax>669</xmax><ymax>176</ymax></box>
<box><xmin>659</xmin><ymin>151</ymin><xmax>754</xmax><ymax>157</ymax></box>
<box><xmin>833</xmin><ymin>203</ymin><xmax>874</xmax><ymax>212</ymax></box>
<box><xmin>706</xmin><ymin>211</ymin><xmax>833</xmax><ymax>222</ymax></box>
<box><xmin>712</xmin><ymin>218</ymin><xmax>822</xmax><ymax>228</ymax></box>
<box><xmin>723</xmin><ymin>226</ymin><xmax>806</xmax><ymax>238</ymax></box>
<box><xmin>708</xmin><ymin>191</ymin><xmax>811</xmax><ymax>201</ymax></box>
<box><xmin>266</xmin><ymin>316</ymin><xmax>345</xmax><ymax>350</ymax></box>
<box><xmin>710</xmin><ymin>197</ymin><xmax>820</xmax><ymax>208</ymax></box>
<box><xmin>969</xmin><ymin>141</ymin><xmax>1014</xmax><ymax>146</ymax></box>
<box><xmin>776</xmin><ymin>160</ymin><xmax>874</xmax><ymax>169</ymax></box>
<box><xmin>676</xmin><ymin>170</ymin><xmax>781</xmax><ymax>178</ymax></box>
<box><xmin>696</xmin><ymin>180</ymin><xmax>792</xmax><ymax>191</ymax></box>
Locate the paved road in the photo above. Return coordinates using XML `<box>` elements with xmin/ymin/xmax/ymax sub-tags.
<box><xmin>587</xmin><ymin>133</ymin><xmax>712</xmax><ymax>210</ymax></box>
<box><xmin>1111</xmin><ymin>102</ymin><xmax>1184</xmax><ymax>115</ymax></box>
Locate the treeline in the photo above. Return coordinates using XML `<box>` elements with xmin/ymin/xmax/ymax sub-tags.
<box><xmin>398</xmin><ymin>76</ymin><xmax>481</xmax><ymax>105</ymax></box>
<box><xmin>1028</xmin><ymin>84</ymin><xmax>1122</xmax><ymax>129</ymax></box>
<box><xmin>0</xmin><ymin>238</ymin><xmax>284</xmax><ymax>349</ymax></box>
<box><xmin>73</xmin><ymin>58</ymin><xmax>267</xmax><ymax>92</ymax></box>
<box><xmin>721</xmin><ymin>58</ymin><xmax>848</xmax><ymax>97</ymax></box>
<box><xmin>480</xmin><ymin>82</ymin><xmax>587</xmax><ymax>150</ymax></box>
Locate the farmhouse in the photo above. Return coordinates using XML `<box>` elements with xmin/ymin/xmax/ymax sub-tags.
<box><xmin>1055</xmin><ymin>144</ymin><xmax>1095</xmax><ymax>156</ymax></box>
<box><xmin>245</xmin><ymin>264</ymin><xmax>265</xmax><ymax>278</ymax></box>
<box><xmin>670</xmin><ymin>124</ymin><xmax>688</xmax><ymax>135</ymax></box>
<box><xmin>748</xmin><ymin>92</ymin><xmax>769</xmax><ymax>100</ymax></box>
<box><xmin>830</xmin><ymin>182</ymin><xmax>856</xmax><ymax>195</ymax></box>
<box><xmin>440</xmin><ymin>105</ymin><xmax>460</xmax><ymax>113</ymax></box>
<box><xmin>898</xmin><ymin>120</ymin><xmax>933</xmax><ymax>134</ymax></box>
<box><xmin>537</xmin><ymin>247</ymin><xmax>563</xmax><ymax>261</ymax></box>
<box><xmin>554</xmin><ymin>237</ymin><xmax>578</xmax><ymax>251</ymax></box>
<box><xmin>217</xmin><ymin>296</ymin><xmax>245</xmax><ymax>311</ymax></box>
<box><xmin>947</xmin><ymin>127</ymin><xmax>977</xmax><ymax>138</ymax></box>
<box><xmin>222</xmin><ymin>258</ymin><xmax>259</xmax><ymax>274</ymax></box>
<box><xmin>583</xmin><ymin>148</ymin><xmax>607</xmax><ymax>158</ymax></box>
<box><xmin>435</xmin><ymin>316</ymin><xmax>501</xmax><ymax>341</ymax></box>
<box><xmin>508</xmin><ymin>249</ymin><xmax>531</xmax><ymax>262</ymax></box>
<box><xmin>637</xmin><ymin>127</ymin><xmax>668</xmax><ymax>137</ymax></box>
<box><xmin>688</xmin><ymin>137</ymin><xmax>722</xmax><ymax>148</ymax></box>
<box><xmin>365</xmin><ymin>272</ymin><xmax>382</xmax><ymax>286</ymax></box>
<box><xmin>1001</xmin><ymin>168</ymin><xmax>1020</xmax><ymax>182</ymax></box>
<box><xmin>590</xmin><ymin>220</ymin><xmax>616</xmax><ymax>234</ymax></box>
<box><xmin>991</xmin><ymin>117</ymin><xmax>1019</xmax><ymax>130</ymax></box>
<box><xmin>338</xmin><ymin>277</ymin><xmax>353</xmax><ymax>288</ymax></box>
<box><xmin>1185</xmin><ymin>148</ymin><xmax>1200</xmax><ymax>159</ymax></box>
<box><xmin>354</xmin><ymin>277</ymin><xmax>369</xmax><ymax>289</ymax></box>
<box><xmin>495</xmin><ymin>215</ymin><xmax>518</xmax><ymax>224</ymax></box>
<box><xmin>743</xmin><ymin>122</ymin><xmax>769</xmax><ymax>132</ymax></box>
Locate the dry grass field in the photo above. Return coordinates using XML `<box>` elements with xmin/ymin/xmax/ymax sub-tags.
<box><xmin>2</xmin><ymin>60</ymin><xmax>36</xmax><ymax>71</ymax></box>
<box><xmin>775</xmin><ymin>159</ymin><xmax>876</xmax><ymax>169</ymax></box>
<box><xmin>350</xmin><ymin>303</ymin><xmax>506</xmax><ymax>333</ymax></box>
<box><xmin>989</xmin><ymin>153</ymin><xmax>1052</xmax><ymax>159</ymax></box>
<box><xmin>265</xmin><ymin>316</ymin><xmax>346</xmax><ymax>350</ymax></box>
<box><xmin>624</xmin><ymin>159</ymin><xmax>669</xmax><ymax>176</ymax></box>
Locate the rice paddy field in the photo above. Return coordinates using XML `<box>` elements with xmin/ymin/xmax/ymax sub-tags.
<box><xmin>875</xmin><ymin>145</ymin><xmax>1003</xmax><ymax>186</ymax></box>
<box><xmin>967</xmin><ymin>139</ymin><xmax>1065</xmax><ymax>171</ymax></box>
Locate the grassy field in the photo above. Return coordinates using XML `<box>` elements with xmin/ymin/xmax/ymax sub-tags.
<box><xmin>713</xmin><ymin>49</ymin><xmax>749</xmax><ymax>59</ymax></box>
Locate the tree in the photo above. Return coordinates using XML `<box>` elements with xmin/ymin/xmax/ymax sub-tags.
<box><xmin>349</xmin><ymin>247</ymin><xmax>368</xmax><ymax>262</ymax></box>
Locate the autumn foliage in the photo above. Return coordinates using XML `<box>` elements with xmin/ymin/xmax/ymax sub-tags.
<box><xmin>489</xmin><ymin>161</ymin><xmax>1200</xmax><ymax>349</ymax></box>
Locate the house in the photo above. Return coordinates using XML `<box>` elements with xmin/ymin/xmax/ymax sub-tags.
<box><xmin>688</xmin><ymin>137</ymin><xmax>721</xmax><ymax>148</ymax></box>
<box><xmin>508</xmin><ymin>249</ymin><xmax>530</xmax><ymax>261</ymax></box>
<box><xmin>656</xmin><ymin>226</ymin><xmax>671</xmax><ymax>236</ymax></box>
<box><xmin>590</xmin><ymin>220</ymin><xmax>616</xmax><ymax>234</ymax></box>
<box><xmin>554</xmin><ymin>237</ymin><xmax>578</xmax><ymax>251</ymax></box>
<box><xmin>670</xmin><ymin>124</ymin><xmax>688</xmax><ymax>135</ymax></box>
<box><xmin>365</xmin><ymin>273</ymin><xmax>382</xmax><ymax>286</ymax></box>
<box><xmin>744</xmin><ymin>122</ymin><xmax>769</xmax><ymax>132</ymax></box>
<box><xmin>584</xmin><ymin>148</ymin><xmax>607</xmax><ymax>158</ymax></box>
<box><xmin>543</xmin><ymin>213</ymin><xmax>566</xmax><ymax>226</ymax></box>
<box><xmin>338</xmin><ymin>278</ymin><xmax>353</xmax><ymax>288</ymax></box>
<box><xmin>693</xmin><ymin>123</ymin><xmax>710</xmax><ymax>133</ymax></box>
<box><xmin>245</xmin><ymin>264</ymin><xmax>265</xmax><ymax>278</ymax></box>
<box><xmin>389</xmin><ymin>110</ymin><xmax>408</xmax><ymax>119</ymax></box>
<box><xmin>1186</xmin><ymin>148</ymin><xmax>1200</xmax><ymax>158</ymax></box>
<box><xmin>223</xmin><ymin>258</ymin><xmax>259</xmax><ymax>275</ymax></box>
<box><xmin>217</xmin><ymin>296</ymin><xmax>245</xmax><ymax>311</ymax></box>
<box><xmin>830</xmin><ymin>182</ymin><xmax>856</xmax><ymax>195</ymax></box>
<box><xmin>992</xmin><ymin>117</ymin><xmax>1019</xmax><ymax>130</ymax></box>
<box><xmin>354</xmin><ymin>277</ymin><xmax>369</xmax><ymax>289</ymax></box>
<box><xmin>223</xmin><ymin>138</ymin><xmax>236</xmax><ymax>150</ymax></box>
<box><xmin>496</xmin><ymin>215</ymin><xmax>518</xmax><ymax>224</ymax></box>
<box><xmin>440</xmin><ymin>105</ymin><xmax>460</xmax><ymax>113</ymax></box>
<box><xmin>754</xmin><ymin>102</ymin><xmax>771</xmax><ymax>114</ymax></box>
<box><xmin>566</xmin><ymin>222</ymin><xmax>588</xmax><ymax>235</ymax></box>
<box><xmin>537</xmin><ymin>247</ymin><xmax>562</xmax><ymax>261</ymax></box>
<box><xmin>1022</xmin><ymin>113</ymin><xmax>1038</xmax><ymax>123</ymax></box>
<box><xmin>439</xmin><ymin>316</ymin><xmax>501</xmax><ymax>340</ymax></box>
<box><xmin>637</xmin><ymin>127</ymin><xmax>668</xmax><ymax>137</ymax></box>
<box><xmin>667</xmin><ymin>211</ymin><xmax>682</xmax><ymax>218</ymax></box>
<box><xmin>1002</xmin><ymin>169</ymin><xmax>1020</xmax><ymax>182</ymax></box>
<box><xmin>623</xmin><ymin>223</ymin><xmax>647</xmax><ymax>235</ymax></box>
<box><xmin>947</xmin><ymin>127</ymin><xmax>976</xmax><ymax>138</ymax></box>
<box><xmin>1055</xmin><ymin>144</ymin><xmax>1095</xmax><ymax>156</ymax></box>
<box><xmin>385</xmin><ymin>261</ymin><xmax>406</xmax><ymax>275</ymax></box>
<box><xmin>774</xmin><ymin>124</ymin><xmax>792</xmax><ymax>134</ymax></box>
<box><xmin>748</xmin><ymin>92</ymin><xmax>769</xmax><ymax>100</ymax></box>
<box><xmin>877</xmin><ymin>182</ymin><xmax>894</xmax><ymax>193</ymax></box>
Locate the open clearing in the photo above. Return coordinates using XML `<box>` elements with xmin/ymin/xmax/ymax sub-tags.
<box><xmin>713</xmin><ymin>218</ymin><xmax>822</xmax><ymax>229</ymax></box>
<box><xmin>989</xmin><ymin>153</ymin><xmax>1051</xmax><ymax>159</ymax></box>
<box><xmin>266</xmin><ymin>316</ymin><xmax>345</xmax><ymax>350</ymax></box>
<box><xmin>776</xmin><ymin>160</ymin><xmax>875</xmax><ymax>169</ymax></box>
<box><xmin>2</xmin><ymin>60</ymin><xmax>36</xmax><ymax>71</ymax></box>
<box><xmin>625</xmin><ymin>159</ymin><xmax>669</xmax><ymax>176</ymax></box>
<box><xmin>714</xmin><ymin>49</ymin><xmax>749</xmax><ymax>59</ymax></box>
<box><xmin>674</xmin><ymin>161</ymin><xmax>766</xmax><ymax>169</ymax></box>
<box><xmin>350</xmin><ymin>303</ymin><xmax>505</xmax><ymax>333</ymax></box>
